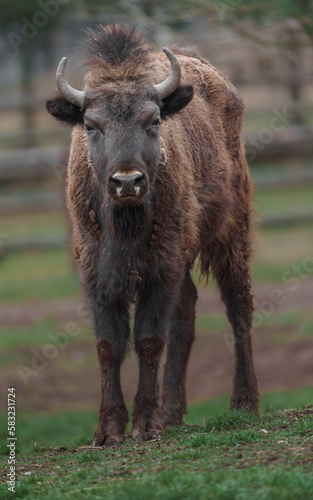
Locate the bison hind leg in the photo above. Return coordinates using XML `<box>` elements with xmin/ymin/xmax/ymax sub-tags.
<box><xmin>209</xmin><ymin>230</ymin><xmax>259</xmax><ymax>413</ymax></box>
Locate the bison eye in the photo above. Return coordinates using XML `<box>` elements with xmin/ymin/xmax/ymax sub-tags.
<box><xmin>152</xmin><ymin>119</ymin><xmax>161</xmax><ymax>127</ymax></box>
<box><xmin>84</xmin><ymin>124</ymin><xmax>94</xmax><ymax>133</ymax></box>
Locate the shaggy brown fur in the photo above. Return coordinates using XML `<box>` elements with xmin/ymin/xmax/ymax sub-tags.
<box><xmin>46</xmin><ymin>24</ymin><xmax>259</xmax><ymax>446</ymax></box>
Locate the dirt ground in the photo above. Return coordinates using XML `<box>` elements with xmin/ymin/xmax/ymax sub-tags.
<box><xmin>1</xmin><ymin>279</ymin><xmax>313</xmax><ymax>412</ymax></box>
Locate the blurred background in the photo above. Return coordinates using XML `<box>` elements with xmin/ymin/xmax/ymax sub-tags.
<box><xmin>0</xmin><ymin>0</ymin><xmax>312</xmax><ymax>448</ymax></box>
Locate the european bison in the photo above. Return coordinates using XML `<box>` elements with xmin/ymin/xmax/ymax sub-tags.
<box><xmin>46</xmin><ymin>24</ymin><xmax>259</xmax><ymax>445</ymax></box>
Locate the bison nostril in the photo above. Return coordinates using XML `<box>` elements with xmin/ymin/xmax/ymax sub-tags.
<box><xmin>134</xmin><ymin>175</ymin><xmax>144</xmax><ymax>194</ymax></box>
<box><xmin>111</xmin><ymin>171</ymin><xmax>144</xmax><ymax>197</ymax></box>
<box><xmin>109</xmin><ymin>177</ymin><xmax>123</xmax><ymax>196</ymax></box>
<box><xmin>112</xmin><ymin>178</ymin><xmax>122</xmax><ymax>192</ymax></box>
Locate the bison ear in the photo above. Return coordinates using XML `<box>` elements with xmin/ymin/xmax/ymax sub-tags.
<box><xmin>160</xmin><ymin>84</ymin><xmax>194</xmax><ymax>119</ymax></box>
<box><xmin>46</xmin><ymin>96</ymin><xmax>84</xmax><ymax>127</ymax></box>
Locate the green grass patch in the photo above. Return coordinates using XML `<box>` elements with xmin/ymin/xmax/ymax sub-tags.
<box><xmin>0</xmin><ymin>404</ymin><xmax>312</xmax><ymax>499</ymax></box>
<box><xmin>302</xmin><ymin>319</ymin><xmax>313</xmax><ymax>337</ymax></box>
<box><xmin>0</xmin><ymin>274</ymin><xmax>80</xmax><ymax>302</ymax></box>
<box><xmin>254</xmin><ymin>185</ymin><xmax>313</xmax><ymax>218</ymax></box>
<box><xmin>0</xmin><ymin>249</ymin><xmax>72</xmax><ymax>281</ymax></box>
<box><xmin>194</xmin><ymin>309</ymin><xmax>312</xmax><ymax>344</ymax></box>
<box><xmin>0</xmin><ymin>210</ymin><xmax>66</xmax><ymax>242</ymax></box>
<box><xmin>0</xmin><ymin>318</ymin><xmax>91</xmax><ymax>351</ymax></box>
<box><xmin>250</xmin><ymin>160</ymin><xmax>313</xmax><ymax>183</ymax></box>
<box><xmin>0</xmin><ymin>410</ymin><xmax>98</xmax><ymax>454</ymax></box>
<box><xmin>0</xmin><ymin>386</ymin><xmax>311</xmax><ymax>453</ymax></box>
<box><xmin>0</xmin><ymin>249</ymin><xmax>80</xmax><ymax>301</ymax></box>
<box><xmin>250</xmin><ymin>225</ymin><xmax>313</xmax><ymax>282</ymax></box>
<box><xmin>195</xmin><ymin>314</ymin><xmax>229</xmax><ymax>331</ymax></box>
<box><xmin>253</xmin><ymin>310</ymin><xmax>304</xmax><ymax>331</ymax></box>
<box><xmin>250</xmin><ymin>260</ymin><xmax>289</xmax><ymax>282</ymax></box>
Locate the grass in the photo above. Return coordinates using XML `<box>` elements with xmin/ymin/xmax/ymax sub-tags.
<box><xmin>0</xmin><ymin>209</ymin><xmax>66</xmax><ymax>242</ymax></box>
<box><xmin>195</xmin><ymin>311</ymin><xmax>313</xmax><ymax>344</ymax></box>
<box><xmin>0</xmin><ymin>274</ymin><xmax>79</xmax><ymax>302</ymax></box>
<box><xmin>249</xmin><ymin>160</ymin><xmax>313</xmax><ymax>183</ymax></box>
<box><xmin>195</xmin><ymin>314</ymin><xmax>229</xmax><ymax>331</ymax></box>
<box><xmin>0</xmin><ymin>402</ymin><xmax>312</xmax><ymax>499</ymax></box>
<box><xmin>0</xmin><ymin>386</ymin><xmax>312</xmax><ymax>452</ymax></box>
<box><xmin>251</xmin><ymin>224</ymin><xmax>313</xmax><ymax>282</ymax></box>
<box><xmin>255</xmin><ymin>185</ymin><xmax>313</xmax><ymax>218</ymax></box>
<box><xmin>0</xmin><ymin>249</ymin><xmax>80</xmax><ymax>302</ymax></box>
<box><xmin>0</xmin><ymin>318</ymin><xmax>91</xmax><ymax>350</ymax></box>
<box><xmin>242</xmin><ymin>107</ymin><xmax>313</xmax><ymax>131</ymax></box>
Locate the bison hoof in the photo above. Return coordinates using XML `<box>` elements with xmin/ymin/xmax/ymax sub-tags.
<box><xmin>92</xmin><ymin>435</ymin><xmax>125</xmax><ymax>446</ymax></box>
<box><xmin>132</xmin><ymin>428</ymin><xmax>163</xmax><ymax>442</ymax></box>
<box><xmin>92</xmin><ymin>433</ymin><xmax>125</xmax><ymax>447</ymax></box>
<box><xmin>230</xmin><ymin>394</ymin><xmax>259</xmax><ymax>413</ymax></box>
<box><xmin>93</xmin><ymin>408</ymin><xmax>129</xmax><ymax>446</ymax></box>
<box><xmin>162</xmin><ymin>413</ymin><xmax>184</xmax><ymax>428</ymax></box>
<box><xmin>132</xmin><ymin>417</ymin><xmax>163</xmax><ymax>442</ymax></box>
<box><xmin>162</xmin><ymin>397</ymin><xmax>186</xmax><ymax>428</ymax></box>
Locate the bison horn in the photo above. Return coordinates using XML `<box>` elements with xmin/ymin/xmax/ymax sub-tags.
<box><xmin>56</xmin><ymin>57</ymin><xmax>86</xmax><ymax>108</ymax></box>
<box><xmin>154</xmin><ymin>48</ymin><xmax>182</xmax><ymax>100</ymax></box>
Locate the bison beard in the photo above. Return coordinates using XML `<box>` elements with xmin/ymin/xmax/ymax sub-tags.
<box><xmin>46</xmin><ymin>24</ymin><xmax>259</xmax><ymax>445</ymax></box>
<box><xmin>94</xmin><ymin>203</ymin><xmax>153</xmax><ymax>305</ymax></box>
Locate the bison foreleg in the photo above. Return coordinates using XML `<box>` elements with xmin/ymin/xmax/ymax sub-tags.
<box><xmin>161</xmin><ymin>270</ymin><xmax>197</xmax><ymax>427</ymax></box>
<box><xmin>132</xmin><ymin>337</ymin><xmax>164</xmax><ymax>442</ymax></box>
<box><xmin>92</xmin><ymin>300</ymin><xmax>130</xmax><ymax>446</ymax></box>
<box><xmin>132</xmin><ymin>281</ymin><xmax>176</xmax><ymax>442</ymax></box>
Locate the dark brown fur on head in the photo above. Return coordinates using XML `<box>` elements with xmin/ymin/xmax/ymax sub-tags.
<box><xmin>83</xmin><ymin>24</ymin><xmax>154</xmax><ymax>83</ymax></box>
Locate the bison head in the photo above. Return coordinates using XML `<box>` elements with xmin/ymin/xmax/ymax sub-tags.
<box><xmin>46</xmin><ymin>48</ymin><xmax>193</xmax><ymax>206</ymax></box>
